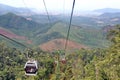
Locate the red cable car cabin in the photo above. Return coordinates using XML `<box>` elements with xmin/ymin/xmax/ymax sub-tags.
<box><xmin>24</xmin><ymin>60</ymin><xmax>38</xmax><ymax>76</ymax></box>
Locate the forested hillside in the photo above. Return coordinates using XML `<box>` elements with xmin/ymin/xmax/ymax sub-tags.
<box><xmin>0</xmin><ymin>13</ymin><xmax>110</xmax><ymax>49</ymax></box>
<box><xmin>0</xmin><ymin>25</ymin><xmax>119</xmax><ymax>80</ymax></box>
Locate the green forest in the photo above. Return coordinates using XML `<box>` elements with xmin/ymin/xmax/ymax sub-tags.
<box><xmin>0</xmin><ymin>25</ymin><xmax>120</xmax><ymax>80</ymax></box>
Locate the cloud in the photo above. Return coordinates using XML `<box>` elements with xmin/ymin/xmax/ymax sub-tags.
<box><xmin>0</xmin><ymin>0</ymin><xmax>120</xmax><ymax>11</ymax></box>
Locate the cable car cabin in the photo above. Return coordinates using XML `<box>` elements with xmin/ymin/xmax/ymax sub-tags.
<box><xmin>60</xmin><ymin>58</ymin><xmax>66</xmax><ymax>64</ymax></box>
<box><xmin>24</xmin><ymin>60</ymin><xmax>38</xmax><ymax>76</ymax></box>
<box><xmin>59</xmin><ymin>55</ymin><xmax>66</xmax><ymax>64</ymax></box>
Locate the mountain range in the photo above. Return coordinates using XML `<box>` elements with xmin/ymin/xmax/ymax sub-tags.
<box><xmin>0</xmin><ymin>4</ymin><xmax>120</xmax><ymax>51</ymax></box>
<box><xmin>94</xmin><ymin>8</ymin><xmax>120</xmax><ymax>13</ymax></box>
<box><xmin>1</xmin><ymin>4</ymin><xmax>120</xmax><ymax>16</ymax></box>
<box><xmin>0</xmin><ymin>3</ymin><xmax>35</xmax><ymax>16</ymax></box>
<box><xmin>0</xmin><ymin>13</ymin><xmax>109</xmax><ymax>51</ymax></box>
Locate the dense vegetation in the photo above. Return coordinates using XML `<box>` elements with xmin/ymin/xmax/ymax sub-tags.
<box><xmin>0</xmin><ymin>25</ymin><xmax>119</xmax><ymax>80</ymax></box>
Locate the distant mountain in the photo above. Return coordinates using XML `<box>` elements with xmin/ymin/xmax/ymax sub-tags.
<box><xmin>0</xmin><ymin>12</ymin><xmax>111</xmax><ymax>50</ymax></box>
<box><xmin>94</xmin><ymin>8</ymin><xmax>120</xmax><ymax>13</ymax></box>
<box><xmin>30</xmin><ymin>14</ymin><xmax>100</xmax><ymax>28</ymax></box>
<box><xmin>0</xmin><ymin>4</ymin><xmax>17</xmax><ymax>14</ymax></box>
<box><xmin>35</xmin><ymin>22</ymin><xmax>109</xmax><ymax>48</ymax></box>
<box><xmin>0</xmin><ymin>13</ymin><xmax>43</xmax><ymax>30</ymax></box>
<box><xmin>99</xmin><ymin>12</ymin><xmax>120</xmax><ymax>18</ymax></box>
<box><xmin>0</xmin><ymin>3</ymin><xmax>34</xmax><ymax>15</ymax></box>
<box><xmin>98</xmin><ymin>12</ymin><xmax>120</xmax><ymax>25</ymax></box>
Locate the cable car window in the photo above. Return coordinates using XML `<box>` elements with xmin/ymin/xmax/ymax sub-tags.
<box><xmin>25</xmin><ymin>66</ymin><xmax>37</xmax><ymax>73</ymax></box>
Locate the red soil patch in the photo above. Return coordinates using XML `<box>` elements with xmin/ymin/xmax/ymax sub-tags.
<box><xmin>39</xmin><ymin>38</ymin><xmax>87</xmax><ymax>52</ymax></box>
<box><xmin>26</xmin><ymin>40</ymin><xmax>32</xmax><ymax>44</ymax></box>
<box><xmin>0</xmin><ymin>28</ymin><xmax>26</xmax><ymax>39</ymax></box>
<box><xmin>0</xmin><ymin>28</ymin><xmax>32</xmax><ymax>44</ymax></box>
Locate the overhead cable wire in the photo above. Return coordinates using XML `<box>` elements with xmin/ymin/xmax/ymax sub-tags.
<box><xmin>42</xmin><ymin>0</ymin><xmax>52</xmax><ymax>26</ymax></box>
<box><xmin>63</xmin><ymin>0</ymin><xmax>65</xmax><ymax>15</ymax></box>
<box><xmin>0</xmin><ymin>34</ymin><xmax>27</xmax><ymax>48</ymax></box>
<box><xmin>64</xmin><ymin>0</ymin><xmax>76</xmax><ymax>51</ymax></box>
<box><xmin>22</xmin><ymin>0</ymin><xmax>32</xmax><ymax>16</ymax></box>
<box><xmin>0</xmin><ymin>33</ymin><xmax>32</xmax><ymax>59</ymax></box>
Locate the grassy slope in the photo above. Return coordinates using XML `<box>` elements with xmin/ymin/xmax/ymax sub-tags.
<box><xmin>37</xmin><ymin>22</ymin><xmax>110</xmax><ymax>48</ymax></box>
<box><xmin>0</xmin><ymin>27</ymin><xmax>32</xmax><ymax>50</ymax></box>
<box><xmin>0</xmin><ymin>21</ymin><xmax>109</xmax><ymax>50</ymax></box>
<box><xmin>0</xmin><ymin>36</ymin><xmax>25</xmax><ymax>50</ymax></box>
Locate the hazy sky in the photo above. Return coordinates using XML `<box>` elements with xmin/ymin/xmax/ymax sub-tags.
<box><xmin>0</xmin><ymin>0</ymin><xmax>120</xmax><ymax>12</ymax></box>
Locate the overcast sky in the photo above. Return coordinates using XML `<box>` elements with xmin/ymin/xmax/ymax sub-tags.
<box><xmin>0</xmin><ymin>0</ymin><xmax>120</xmax><ymax>12</ymax></box>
